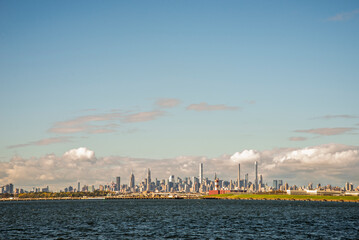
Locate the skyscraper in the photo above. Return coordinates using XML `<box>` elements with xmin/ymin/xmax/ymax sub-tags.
<box><xmin>245</xmin><ymin>173</ymin><xmax>248</xmax><ymax>188</ymax></box>
<box><xmin>116</xmin><ymin>177</ymin><xmax>121</xmax><ymax>191</ymax></box>
<box><xmin>199</xmin><ymin>163</ymin><xmax>203</xmax><ymax>184</ymax></box>
<box><xmin>278</xmin><ymin>180</ymin><xmax>283</xmax><ymax>189</ymax></box>
<box><xmin>254</xmin><ymin>161</ymin><xmax>258</xmax><ymax>191</ymax></box>
<box><xmin>237</xmin><ymin>163</ymin><xmax>240</xmax><ymax>189</ymax></box>
<box><xmin>273</xmin><ymin>180</ymin><xmax>278</xmax><ymax>190</ymax></box>
<box><xmin>130</xmin><ymin>172</ymin><xmax>135</xmax><ymax>191</ymax></box>
<box><xmin>78</xmin><ymin>182</ymin><xmax>80</xmax><ymax>192</ymax></box>
<box><xmin>147</xmin><ymin>168</ymin><xmax>151</xmax><ymax>191</ymax></box>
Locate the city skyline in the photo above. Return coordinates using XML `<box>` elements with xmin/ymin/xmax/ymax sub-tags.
<box><xmin>1</xmin><ymin>1</ymin><xmax>359</xmax><ymax>189</ymax></box>
<box><xmin>2</xmin><ymin>154</ymin><xmax>358</xmax><ymax>192</ymax></box>
<box><xmin>2</xmin><ymin>161</ymin><xmax>358</xmax><ymax>194</ymax></box>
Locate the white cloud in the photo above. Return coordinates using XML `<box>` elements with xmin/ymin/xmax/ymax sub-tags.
<box><xmin>273</xmin><ymin>144</ymin><xmax>358</xmax><ymax>165</ymax></box>
<box><xmin>1</xmin><ymin>144</ymin><xmax>358</xmax><ymax>190</ymax></box>
<box><xmin>230</xmin><ymin>150</ymin><xmax>260</xmax><ymax>163</ymax></box>
<box><xmin>63</xmin><ymin>147</ymin><xmax>95</xmax><ymax>161</ymax></box>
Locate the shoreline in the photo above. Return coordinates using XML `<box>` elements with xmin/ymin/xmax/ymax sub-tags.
<box><xmin>203</xmin><ymin>193</ymin><xmax>359</xmax><ymax>203</ymax></box>
<box><xmin>1</xmin><ymin>194</ymin><xmax>358</xmax><ymax>203</ymax></box>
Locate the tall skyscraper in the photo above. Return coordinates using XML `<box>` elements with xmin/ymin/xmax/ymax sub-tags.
<box><xmin>116</xmin><ymin>177</ymin><xmax>121</xmax><ymax>191</ymax></box>
<box><xmin>130</xmin><ymin>172</ymin><xmax>135</xmax><ymax>191</ymax></box>
<box><xmin>254</xmin><ymin>161</ymin><xmax>258</xmax><ymax>191</ymax></box>
<box><xmin>147</xmin><ymin>168</ymin><xmax>151</xmax><ymax>191</ymax></box>
<box><xmin>237</xmin><ymin>163</ymin><xmax>240</xmax><ymax>189</ymax></box>
<box><xmin>245</xmin><ymin>173</ymin><xmax>248</xmax><ymax>188</ymax></box>
<box><xmin>199</xmin><ymin>163</ymin><xmax>203</xmax><ymax>184</ymax></box>
<box><xmin>278</xmin><ymin>180</ymin><xmax>283</xmax><ymax>189</ymax></box>
<box><xmin>273</xmin><ymin>180</ymin><xmax>278</xmax><ymax>190</ymax></box>
<box><xmin>78</xmin><ymin>182</ymin><xmax>80</xmax><ymax>192</ymax></box>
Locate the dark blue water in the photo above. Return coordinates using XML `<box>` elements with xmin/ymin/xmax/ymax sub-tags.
<box><xmin>0</xmin><ymin>199</ymin><xmax>358</xmax><ymax>239</ymax></box>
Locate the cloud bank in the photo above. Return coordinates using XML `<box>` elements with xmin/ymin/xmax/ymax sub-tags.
<box><xmin>49</xmin><ymin>110</ymin><xmax>165</xmax><ymax>134</ymax></box>
<box><xmin>327</xmin><ymin>9</ymin><xmax>359</xmax><ymax>21</ymax></box>
<box><xmin>289</xmin><ymin>137</ymin><xmax>307</xmax><ymax>141</ymax></box>
<box><xmin>7</xmin><ymin>137</ymin><xmax>72</xmax><ymax>149</ymax></box>
<box><xmin>155</xmin><ymin>98</ymin><xmax>181</xmax><ymax>108</ymax></box>
<box><xmin>313</xmin><ymin>115</ymin><xmax>357</xmax><ymax>120</ymax></box>
<box><xmin>1</xmin><ymin>144</ymin><xmax>358</xmax><ymax>190</ymax></box>
<box><xmin>295</xmin><ymin>127</ymin><xmax>355</xmax><ymax>136</ymax></box>
<box><xmin>186</xmin><ymin>102</ymin><xmax>238</xmax><ymax>111</ymax></box>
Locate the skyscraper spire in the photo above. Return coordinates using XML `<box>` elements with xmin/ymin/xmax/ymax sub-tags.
<box><xmin>255</xmin><ymin>161</ymin><xmax>258</xmax><ymax>192</ymax></box>
<box><xmin>237</xmin><ymin>163</ymin><xmax>240</xmax><ymax>189</ymax></box>
<box><xmin>147</xmin><ymin>168</ymin><xmax>151</xmax><ymax>191</ymax></box>
<box><xmin>129</xmin><ymin>172</ymin><xmax>135</xmax><ymax>191</ymax></box>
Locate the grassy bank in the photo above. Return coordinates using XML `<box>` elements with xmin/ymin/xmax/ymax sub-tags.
<box><xmin>204</xmin><ymin>193</ymin><xmax>359</xmax><ymax>202</ymax></box>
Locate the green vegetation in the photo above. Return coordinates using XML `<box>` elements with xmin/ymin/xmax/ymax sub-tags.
<box><xmin>204</xmin><ymin>193</ymin><xmax>359</xmax><ymax>201</ymax></box>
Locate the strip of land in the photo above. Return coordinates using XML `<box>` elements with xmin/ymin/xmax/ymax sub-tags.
<box><xmin>1</xmin><ymin>193</ymin><xmax>358</xmax><ymax>202</ymax></box>
<box><xmin>204</xmin><ymin>193</ymin><xmax>359</xmax><ymax>202</ymax></box>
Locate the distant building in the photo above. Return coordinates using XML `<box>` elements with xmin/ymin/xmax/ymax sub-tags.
<box><xmin>199</xmin><ymin>163</ymin><xmax>203</xmax><ymax>184</ymax></box>
<box><xmin>130</xmin><ymin>172</ymin><xmax>135</xmax><ymax>191</ymax></box>
<box><xmin>116</xmin><ymin>177</ymin><xmax>121</xmax><ymax>191</ymax></box>
<box><xmin>147</xmin><ymin>168</ymin><xmax>151</xmax><ymax>191</ymax></box>
<box><xmin>237</xmin><ymin>163</ymin><xmax>240</xmax><ymax>189</ymax></box>
<box><xmin>254</xmin><ymin>161</ymin><xmax>258</xmax><ymax>191</ymax></box>
<box><xmin>278</xmin><ymin>180</ymin><xmax>283</xmax><ymax>189</ymax></box>
<box><xmin>245</xmin><ymin>174</ymin><xmax>248</xmax><ymax>188</ymax></box>
<box><xmin>273</xmin><ymin>180</ymin><xmax>278</xmax><ymax>190</ymax></box>
<box><xmin>169</xmin><ymin>175</ymin><xmax>175</xmax><ymax>183</ymax></box>
<box><xmin>78</xmin><ymin>182</ymin><xmax>80</xmax><ymax>192</ymax></box>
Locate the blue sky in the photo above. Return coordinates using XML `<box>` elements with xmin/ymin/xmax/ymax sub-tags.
<box><xmin>0</xmin><ymin>1</ymin><xmax>359</xmax><ymax>188</ymax></box>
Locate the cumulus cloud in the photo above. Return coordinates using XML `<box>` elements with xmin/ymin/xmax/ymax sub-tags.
<box><xmin>155</xmin><ymin>98</ymin><xmax>181</xmax><ymax>108</ymax></box>
<box><xmin>327</xmin><ymin>9</ymin><xmax>359</xmax><ymax>21</ymax></box>
<box><xmin>7</xmin><ymin>137</ymin><xmax>72</xmax><ymax>149</ymax></box>
<box><xmin>273</xmin><ymin>144</ymin><xmax>358</xmax><ymax>165</ymax></box>
<box><xmin>295</xmin><ymin>127</ymin><xmax>355</xmax><ymax>136</ymax></box>
<box><xmin>186</xmin><ymin>102</ymin><xmax>238</xmax><ymax>111</ymax></box>
<box><xmin>289</xmin><ymin>137</ymin><xmax>307</xmax><ymax>141</ymax></box>
<box><xmin>230</xmin><ymin>150</ymin><xmax>260</xmax><ymax>163</ymax></box>
<box><xmin>1</xmin><ymin>144</ymin><xmax>358</xmax><ymax>191</ymax></box>
<box><xmin>63</xmin><ymin>147</ymin><xmax>95</xmax><ymax>161</ymax></box>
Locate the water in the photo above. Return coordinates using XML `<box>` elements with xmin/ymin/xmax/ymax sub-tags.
<box><xmin>0</xmin><ymin>199</ymin><xmax>358</xmax><ymax>239</ymax></box>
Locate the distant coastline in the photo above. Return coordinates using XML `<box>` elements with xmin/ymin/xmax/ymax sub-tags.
<box><xmin>1</xmin><ymin>193</ymin><xmax>359</xmax><ymax>202</ymax></box>
<box><xmin>204</xmin><ymin>193</ymin><xmax>359</xmax><ymax>203</ymax></box>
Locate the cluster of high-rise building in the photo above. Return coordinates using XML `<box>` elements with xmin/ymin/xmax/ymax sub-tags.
<box><xmin>0</xmin><ymin>183</ymin><xmax>14</xmax><ymax>194</ymax></box>
<box><xmin>1</xmin><ymin>161</ymin><xmax>359</xmax><ymax>195</ymax></box>
<box><xmin>112</xmin><ymin>161</ymin><xmax>277</xmax><ymax>193</ymax></box>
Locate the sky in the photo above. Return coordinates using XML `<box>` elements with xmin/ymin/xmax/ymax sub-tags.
<box><xmin>1</xmin><ymin>1</ymin><xmax>359</xmax><ymax>190</ymax></box>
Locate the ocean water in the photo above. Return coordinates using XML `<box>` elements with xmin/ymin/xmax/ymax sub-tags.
<box><xmin>0</xmin><ymin>199</ymin><xmax>358</xmax><ymax>239</ymax></box>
